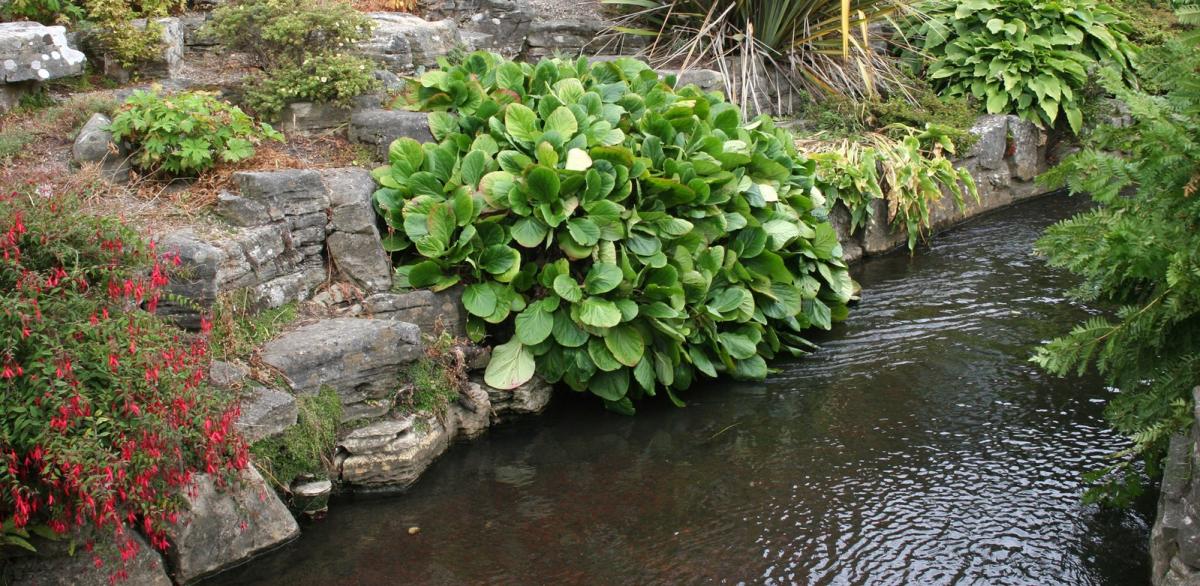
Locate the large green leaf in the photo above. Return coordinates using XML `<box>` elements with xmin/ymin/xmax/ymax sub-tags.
<box><xmin>584</xmin><ymin>263</ymin><xmax>624</xmax><ymax>295</ymax></box>
<box><xmin>604</xmin><ymin>324</ymin><xmax>644</xmax><ymax>367</ymax></box>
<box><xmin>514</xmin><ymin>304</ymin><xmax>554</xmax><ymax>345</ymax></box>
<box><xmin>484</xmin><ymin>339</ymin><xmax>536</xmax><ymax>390</ymax></box>
<box><xmin>578</xmin><ymin>297</ymin><xmax>622</xmax><ymax>328</ymax></box>
<box><xmin>462</xmin><ymin>283</ymin><xmax>498</xmax><ymax>317</ymax></box>
<box><xmin>553</xmin><ymin>274</ymin><xmax>584</xmax><ymax>303</ymax></box>
<box><xmin>505</xmin><ymin>103</ymin><xmax>540</xmax><ymax>143</ymax></box>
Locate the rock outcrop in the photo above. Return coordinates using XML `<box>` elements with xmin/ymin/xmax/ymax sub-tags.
<box><xmin>0</xmin><ymin>21</ymin><xmax>86</xmax><ymax>112</ymax></box>
<box><xmin>1151</xmin><ymin>387</ymin><xmax>1200</xmax><ymax>586</ymax></box>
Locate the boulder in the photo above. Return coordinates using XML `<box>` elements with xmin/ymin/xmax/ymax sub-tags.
<box><xmin>0</xmin><ymin>22</ymin><xmax>86</xmax><ymax>83</ymax></box>
<box><xmin>327</xmin><ymin>232</ymin><xmax>392</xmax><ymax>293</ymax></box>
<box><xmin>339</xmin><ymin>416</ymin><xmax>452</xmax><ymax>489</ymax></box>
<box><xmin>966</xmin><ymin>114</ymin><xmax>1007</xmax><ymax>171</ymax></box>
<box><xmin>523</xmin><ymin>19</ymin><xmax>608</xmax><ymax>59</ymax></box>
<box><xmin>98</xmin><ymin>17</ymin><xmax>184</xmax><ymax>82</ymax></box>
<box><xmin>451</xmin><ymin>381</ymin><xmax>492</xmax><ymax>440</ymax></box>
<box><xmin>360</xmin><ymin>13</ymin><xmax>459</xmax><ymax>71</ymax></box>
<box><xmin>165</xmin><ymin>466</ymin><xmax>299</xmax><ymax>584</ymax></box>
<box><xmin>260</xmin><ymin>318</ymin><xmax>423</xmax><ymax>421</ymax></box>
<box><xmin>248</xmin><ymin>265</ymin><xmax>326</xmax><ymax>310</ymax></box>
<box><xmin>3</xmin><ymin>530</ymin><xmax>170</xmax><ymax>586</ymax></box>
<box><xmin>72</xmin><ymin>112</ymin><xmax>131</xmax><ymax>183</ymax></box>
<box><xmin>276</xmin><ymin>101</ymin><xmax>354</xmax><ymax>133</ymax></box>
<box><xmin>1006</xmin><ymin>115</ymin><xmax>1042</xmax><ymax>181</ymax></box>
<box><xmin>236</xmin><ymin>386</ymin><xmax>299</xmax><ymax>443</ymax></box>
<box><xmin>339</xmin><ymin>417</ymin><xmax>416</xmax><ymax>453</ymax></box>
<box><xmin>209</xmin><ymin>359</ymin><xmax>250</xmax><ymax>389</ymax></box>
<box><xmin>664</xmin><ymin>68</ymin><xmax>724</xmax><ymax>93</ymax></box>
<box><xmin>362</xmin><ymin>288</ymin><xmax>467</xmax><ymax>337</ymax></box>
<box><xmin>235</xmin><ymin>169</ymin><xmax>329</xmax><ymax>217</ymax></box>
<box><xmin>215</xmin><ymin>191</ymin><xmax>276</xmax><ymax>227</ymax></box>
<box><xmin>322</xmin><ymin>168</ymin><xmax>392</xmax><ymax>293</ymax></box>
<box><xmin>482</xmin><ymin>374</ymin><xmax>553</xmax><ymax>420</ymax></box>
<box><xmin>159</xmin><ymin>231</ymin><xmax>223</xmax><ymax>329</ymax></box>
<box><xmin>349</xmin><ymin>109</ymin><xmax>433</xmax><ymax>158</ymax></box>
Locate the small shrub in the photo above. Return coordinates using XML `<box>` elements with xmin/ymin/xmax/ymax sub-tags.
<box><xmin>373</xmin><ymin>52</ymin><xmax>855</xmax><ymax>413</ymax></box>
<box><xmin>244</xmin><ymin>52</ymin><xmax>380</xmax><ymax>119</ymax></box>
<box><xmin>82</xmin><ymin>0</ymin><xmax>185</xmax><ymax>72</ymax></box>
<box><xmin>250</xmin><ymin>387</ymin><xmax>342</xmax><ymax>491</ymax></box>
<box><xmin>107</xmin><ymin>89</ymin><xmax>284</xmax><ymax>176</ymax></box>
<box><xmin>0</xmin><ymin>189</ymin><xmax>247</xmax><ymax>575</ymax></box>
<box><xmin>205</xmin><ymin>0</ymin><xmax>374</xmax><ymax>70</ymax></box>
<box><xmin>916</xmin><ymin>0</ymin><xmax>1138</xmax><ymax>134</ymax></box>
<box><xmin>205</xmin><ymin>0</ymin><xmax>379</xmax><ymax>118</ymax></box>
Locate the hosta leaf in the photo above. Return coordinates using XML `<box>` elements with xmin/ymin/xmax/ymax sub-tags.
<box><xmin>484</xmin><ymin>339</ymin><xmax>536</xmax><ymax>390</ymax></box>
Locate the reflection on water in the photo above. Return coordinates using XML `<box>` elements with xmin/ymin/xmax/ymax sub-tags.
<box><xmin>208</xmin><ymin>195</ymin><xmax>1152</xmax><ymax>585</ymax></box>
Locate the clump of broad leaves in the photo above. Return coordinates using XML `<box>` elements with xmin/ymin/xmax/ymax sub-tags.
<box><xmin>372</xmin><ymin>52</ymin><xmax>855</xmax><ymax>413</ymax></box>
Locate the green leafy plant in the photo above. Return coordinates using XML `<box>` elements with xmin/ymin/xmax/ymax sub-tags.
<box><xmin>915</xmin><ymin>0</ymin><xmax>1137</xmax><ymax>134</ymax></box>
<box><xmin>1032</xmin><ymin>41</ymin><xmax>1200</xmax><ymax>504</ymax></box>
<box><xmin>107</xmin><ymin>89</ymin><xmax>283</xmax><ymax>176</ymax></box>
<box><xmin>209</xmin><ymin>293</ymin><xmax>297</xmax><ymax>361</ymax></box>
<box><xmin>81</xmin><ymin>0</ymin><xmax>185</xmax><ymax>72</ymax></box>
<box><xmin>244</xmin><ymin>52</ymin><xmax>380</xmax><ymax>118</ymax></box>
<box><xmin>206</xmin><ymin>0</ymin><xmax>379</xmax><ymax>118</ymax></box>
<box><xmin>1</xmin><ymin>0</ymin><xmax>84</xmax><ymax>23</ymax></box>
<box><xmin>801</xmin><ymin>123</ymin><xmax>978</xmax><ymax>250</ymax></box>
<box><xmin>373</xmin><ymin>52</ymin><xmax>854</xmax><ymax>413</ymax></box>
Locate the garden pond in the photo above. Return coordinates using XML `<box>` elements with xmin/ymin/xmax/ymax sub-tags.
<box><xmin>207</xmin><ymin>193</ymin><xmax>1154</xmax><ymax>585</ymax></box>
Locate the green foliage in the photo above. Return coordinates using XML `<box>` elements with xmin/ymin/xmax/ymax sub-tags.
<box><xmin>805</xmin><ymin>124</ymin><xmax>978</xmax><ymax>250</ymax></box>
<box><xmin>373</xmin><ymin>52</ymin><xmax>854</xmax><ymax>413</ymax></box>
<box><xmin>107</xmin><ymin>89</ymin><xmax>283</xmax><ymax>176</ymax></box>
<box><xmin>206</xmin><ymin>0</ymin><xmax>379</xmax><ymax>118</ymax></box>
<box><xmin>0</xmin><ymin>129</ymin><xmax>33</xmax><ymax>162</ymax></box>
<box><xmin>251</xmin><ymin>387</ymin><xmax>342</xmax><ymax>491</ymax></box>
<box><xmin>209</xmin><ymin>293</ymin><xmax>298</xmax><ymax>361</ymax></box>
<box><xmin>397</xmin><ymin>332</ymin><xmax>466</xmax><ymax>418</ymax></box>
<box><xmin>205</xmin><ymin>0</ymin><xmax>374</xmax><ymax>70</ymax></box>
<box><xmin>1</xmin><ymin>0</ymin><xmax>84</xmax><ymax>24</ymax></box>
<box><xmin>916</xmin><ymin>0</ymin><xmax>1138</xmax><ymax>134</ymax></box>
<box><xmin>244</xmin><ymin>52</ymin><xmax>380</xmax><ymax>119</ymax></box>
<box><xmin>1032</xmin><ymin>41</ymin><xmax>1200</xmax><ymax>505</ymax></box>
<box><xmin>82</xmin><ymin>0</ymin><xmax>185</xmax><ymax>71</ymax></box>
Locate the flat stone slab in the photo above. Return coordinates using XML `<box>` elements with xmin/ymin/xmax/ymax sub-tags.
<box><xmin>339</xmin><ymin>417</ymin><xmax>416</xmax><ymax>454</ymax></box>
<box><xmin>166</xmin><ymin>465</ymin><xmax>298</xmax><ymax>584</ymax></box>
<box><xmin>349</xmin><ymin>109</ymin><xmax>433</xmax><ymax>158</ymax></box>
<box><xmin>0</xmin><ymin>22</ymin><xmax>85</xmax><ymax>83</ymax></box>
<box><xmin>482</xmin><ymin>374</ymin><xmax>553</xmax><ymax>420</ymax></box>
<box><xmin>362</xmin><ymin>288</ymin><xmax>467</xmax><ymax>337</ymax></box>
<box><xmin>340</xmin><ymin>416</ymin><xmax>451</xmax><ymax>489</ymax></box>
<box><xmin>236</xmin><ymin>385</ymin><xmax>298</xmax><ymax>443</ymax></box>
<box><xmin>260</xmin><ymin>318</ymin><xmax>422</xmax><ymax>420</ymax></box>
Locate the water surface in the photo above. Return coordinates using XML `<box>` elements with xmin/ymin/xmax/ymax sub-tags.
<box><xmin>209</xmin><ymin>194</ymin><xmax>1152</xmax><ymax>585</ymax></box>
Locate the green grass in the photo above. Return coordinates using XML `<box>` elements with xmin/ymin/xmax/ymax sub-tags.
<box><xmin>210</xmin><ymin>291</ymin><xmax>298</xmax><ymax>360</ymax></box>
<box><xmin>0</xmin><ymin>130</ymin><xmax>34</xmax><ymax>162</ymax></box>
<box><xmin>250</xmin><ymin>387</ymin><xmax>342</xmax><ymax>490</ymax></box>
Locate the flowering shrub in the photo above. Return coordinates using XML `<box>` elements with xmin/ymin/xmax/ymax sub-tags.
<box><xmin>0</xmin><ymin>189</ymin><xmax>247</xmax><ymax>578</ymax></box>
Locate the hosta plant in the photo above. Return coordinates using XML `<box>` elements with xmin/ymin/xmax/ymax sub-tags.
<box><xmin>108</xmin><ymin>90</ymin><xmax>283</xmax><ymax>176</ymax></box>
<box><xmin>373</xmin><ymin>52</ymin><xmax>855</xmax><ymax>413</ymax></box>
<box><xmin>916</xmin><ymin>0</ymin><xmax>1137</xmax><ymax>134</ymax></box>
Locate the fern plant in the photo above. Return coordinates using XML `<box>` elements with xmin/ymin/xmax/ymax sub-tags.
<box><xmin>1032</xmin><ymin>40</ymin><xmax>1200</xmax><ymax>505</ymax></box>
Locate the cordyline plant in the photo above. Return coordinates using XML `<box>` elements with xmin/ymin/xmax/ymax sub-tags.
<box><xmin>373</xmin><ymin>52</ymin><xmax>855</xmax><ymax>414</ymax></box>
<box><xmin>0</xmin><ymin>189</ymin><xmax>247</xmax><ymax>579</ymax></box>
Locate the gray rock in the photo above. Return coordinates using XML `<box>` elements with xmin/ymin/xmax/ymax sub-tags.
<box><xmin>235</xmin><ymin>169</ymin><xmax>330</xmax><ymax>217</ymax></box>
<box><xmin>1006</xmin><ymin>116</ymin><xmax>1041</xmax><ymax>181</ymax></box>
<box><xmin>179</xmin><ymin>13</ymin><xmax>218</xmax><ymax>47</ymax></box>
<box><xmin>362</xmin><ymin>288</ymin><xmax>467</xmax><ymax>337</ymax></box>
<box><xmin>859</xmin><ymin>198</ymin><xmax>904</xmax><ymax>256</ymax></box>
<box><xmin>236</xmin><ymin>386</ymin><xmax>298</xmax><ymax>443</ymax></box>
<box><xmin>99</xmin><ymin>18</ymin><xmax>183</xmax><ymax>82</ymax></box>
<box><xmin>966</xmin><ymin>114</ymin><xmax>1007</xmax><ymax>171</ymax></box>
<box><xmin>72</xmin><ymin>112</ymin><xmax>131</xmax><ymax>183</ymax></box>
<box><xmin>483</xmin><ymin>374</ymin><xmax>553</xmax><ymax>419</ymax></box>
<box><xmin>288</xmin><ymin>211</ymin><xmax>328</xmax><ymax>231</ymax></box>
<box><xmin>3</xmin><ymin>530</ymin><xmax>171</xmax><ymax>586</ymax></box>
<box><xmin>523</xmin><ymin>19</ymin><xmax>611</xmax><ymax>58</ymax></box>
<box><xmin>0</xmin><ymin>22</ymin><xmax>86</xmax><ymax>84</ymax></box>
<box><xmin>322</xmin><ymin>167</ymin><xmax>379</xmax><ymax>234</ymax></box>
<box><xmin>260</xmin><ymin>318</ymin><xmax>422</xmax><ymax>421</ymax></box>
<box><xmin>374</xmin><ymin>69</ymin><xmax>404</xmax><ymax>92</ymax></box>
<box><xmin>828</xmin><ymin>205</ymin><xmax>862</xmax><ymax>264</ymax></box>
<box><xmin>327</xmin><ymin>232</ymin><xmax>392</xmax><ymax>293</ymax></box>
<box><xmin>165</xmin><ymin>465</ymin><xmax>299</xmax><ymax>584</ymax></box>
<box><xmin>451</xmin><ymin>381</ymin><xmax>492</xmax><ymax>440</ymax></box>
<box><xmin>276</xmin><ymin>101</ymin><xmax>354</xmax><ymax>132</ymax></box>
<box><xmin>663</xmin><ymin>68</ymin><xmax>724</xmax><ymax>93</ymax></box>
<box><xmin>340</xmin><ymin>416</ymin><xmax>452</xmax><ymax>489</ymax></box>
<box><xmin>209</xmin><ymin>359</ymin><xmax>249</xmax><ymax>389</ymax></box>
<box><xmin>249</xmin><ymin>266</ymin><xmax>326</xmax><ymax>310</ymax></box>
<box><xmin>159</xmin><ymin>231</ymin><xmax>223</xmax><ymax>328</ymax></box>
<box><xmin>349</xmin><ymin>109</ymin><xmax>434</xmax><ymax>158</ymax></box>
<box><xmin>457</xmin><ymin>0</ymin><xmax>533</xmax><ymax>55</ymax></box>
<box><xmin>339</xmin><ymin>417</ymin><xmax>416</xmax><ymax>453</ymax></box>
<box><xmin>216</xmin><ymin>191</ymin><xmax>276</xmax><ymax>227</ymax></box>
<box><xmin>360</xmin><ymin>13</ymin><xmax>459</xmax><ymax>71</ymax></box>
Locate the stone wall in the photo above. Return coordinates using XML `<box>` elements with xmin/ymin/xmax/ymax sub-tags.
<box><xmin>1152</xmin><ymin>388</ymin><xmax>1200</xmax><ymax>585</ymax></box>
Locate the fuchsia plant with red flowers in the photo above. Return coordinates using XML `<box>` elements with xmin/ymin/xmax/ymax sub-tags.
<box><xmin>0</xmin><ymin>189</ymin><xmax>248</xmax><ymax>580</ymax></box>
